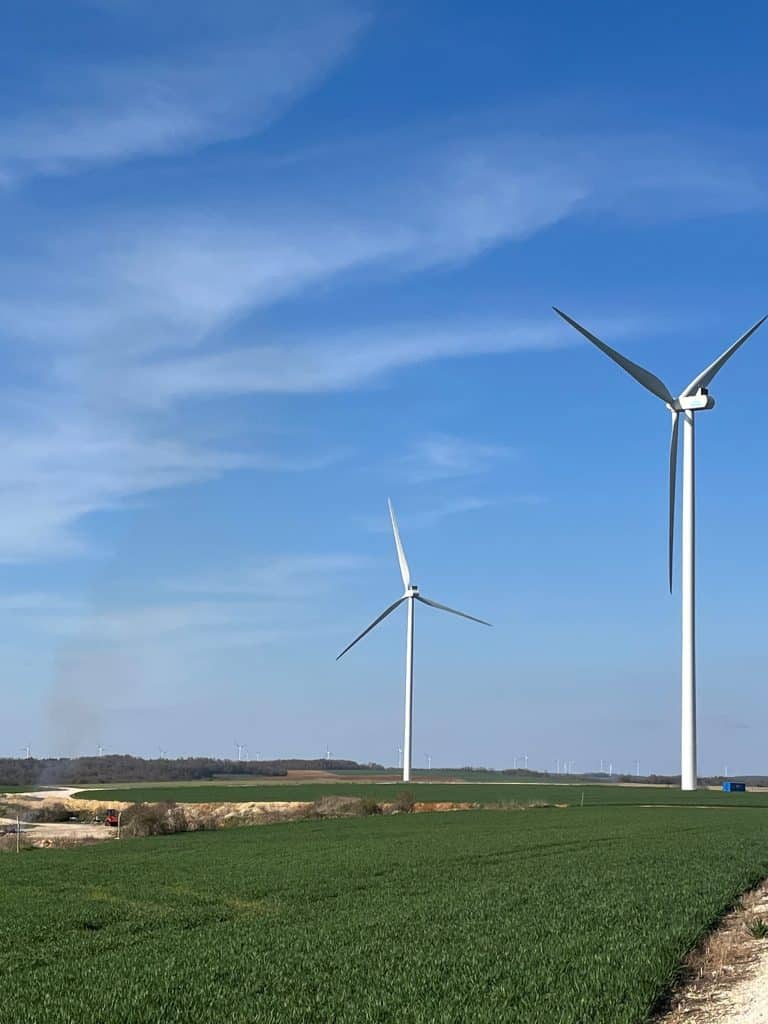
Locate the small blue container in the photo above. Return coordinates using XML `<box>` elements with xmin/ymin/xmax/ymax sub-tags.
<box><xmin>722</xmin><ymin>781</ymin><xmax>746</xmax><ymax>793</ymax></box>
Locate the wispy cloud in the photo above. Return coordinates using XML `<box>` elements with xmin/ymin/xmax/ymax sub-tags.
<box><xmin>0</xmin><ymin>411</ymin><xmax>342</xmax><ymax>561</ymax></box>
<box><xmin>99</xmin><ymin>318</ymin><xmax>570</xmax><ymax>405</ymax></box>
<box><xmin>366</xmin><ymin>493</ymin><xmax>544</xmax><ymax>534</ymax></box>
<box><xmin>0</xmin><ymin>125</ymin><xmax>761</xmax><ymax>561</ymax></box>
<box><xmin>0</xmin><ymin>4</ymin><xmax>368</xmax><ymax>184</ymax></box>
<box><xmin>1</xmin><ymin>129</ymin><xmax>757</xmax><ymax>363</ymax></box>
<box><xmin>0</xmin><ymin>587</ymin><xmax>294</xmax><ymax>646</ymax></box>
<box><xmin>167</xmin><ymin>554</ymin><xmax>372</xmax><ymax>599</ymax></box>
<box><xmin>365</xmin><ymin>496</ymin><xmax>497</xmax><ymax>534</ymax></box>
<box><xmin>403</xmin><ymin>435</ymin><xmax>515</xmax><ymax>482</ymax></box>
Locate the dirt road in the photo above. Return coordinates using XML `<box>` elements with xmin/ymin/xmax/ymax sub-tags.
<box><xmin>658</xmin><ymin>880</ymin><xmax>768</xmax><ymax>1023</ymax></box>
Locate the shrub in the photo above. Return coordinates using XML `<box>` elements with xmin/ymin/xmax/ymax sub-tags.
<box><xmin>390</xmin><ymin>790</ymin><xmax>415</xmax><ymax>813</ymax></box>
<box><xmin>31</xmin><ymin>802</ymin><xmax>73</xmax><ymax>823</ymax></box>
<box><xmin>189</xmin><ymin>811</ymin><xmax>221</xmax><ymax>831</ymax></box>
<box><xmin>310</xmin><ymin>796</ymin><xmax>369</xmax><ymax>819</ymax></box>
<box><xmin>360</xmin><ymin>798</ymin><xmax>382</xmax><ymax>816</ymax></box>
<box><xmin>0</xmin><ymin>832</ymin><xmax>32</xmax><ymax>853</ymax></box>
<box><xmin>121</xmin><ymin>801</ymin><xmax>189</xmax><ymax>837</ymax></box>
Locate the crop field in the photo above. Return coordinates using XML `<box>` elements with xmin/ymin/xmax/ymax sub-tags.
<box><xmin>2</xmin><ymin>806</ymin><xmax>768</xmax><ymax>1023</ymax></box>
<box><xmin>73</xmin><ymin>779</ymin><xmax>768</xmax><ymax>807</ymax></box>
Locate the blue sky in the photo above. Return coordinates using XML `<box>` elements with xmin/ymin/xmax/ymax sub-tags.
<box><xmin>1</xmin><ymin>1</ymin><xmax>766</xmax><ymax>774</ymax></box>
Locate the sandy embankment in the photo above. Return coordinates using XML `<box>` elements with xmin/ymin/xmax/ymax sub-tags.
<box><xmin>1</xmin><ymin>787</ymin><xmax>320</xmax><ymax>842</ymax></box>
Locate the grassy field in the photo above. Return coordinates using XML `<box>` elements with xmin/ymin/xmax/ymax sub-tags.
<box><xmin>73</xmin><ymin>779</ymin><xmax>768</xmax><ymax>806</ymax></box>
<box><xmin>1</xmin><ymin>806</ymin><xmax>767</xmax><ymax>1022</ymax></box>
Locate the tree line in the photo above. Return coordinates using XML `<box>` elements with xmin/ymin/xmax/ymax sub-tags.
<box><xmin>0</xmin><ymin>755</ymin><xmax>365</xmax><ymax>786</ymax></box>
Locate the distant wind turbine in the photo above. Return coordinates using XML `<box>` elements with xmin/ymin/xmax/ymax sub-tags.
<box><xmin>337</xmin><ymin>499</ymin><xmax>491</xmax><ymax>782</ymax></box>
<box><xmin>235</xmin><ymin>743</ymin><xmax>246</xmax><ymax>762</ymax></box>
<box><xmin>554</xmin><ymin>308</ymin><xmax>766</xmax><ymax>791</ymax></box>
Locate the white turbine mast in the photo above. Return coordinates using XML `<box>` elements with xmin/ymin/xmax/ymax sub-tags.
<box><xmin>235</xmin><ymin>742</ymin><xmax>246</xmax><ymax>762</ymax></box>
<box><xmin>337</xmin><ymin>499</ymin><xmax>491</xmax><ymax>782</ymax></box>
<box><xmin>556</xmin><ymin>307</ymin><xmax>766</xmax><ymax>790</ymax></box>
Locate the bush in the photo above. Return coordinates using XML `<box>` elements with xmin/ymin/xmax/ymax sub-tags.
<box><xmin>30</xmin><ymin>802</ymin><xmax>72</xmax><ymax>823</ymax></box>
<box><xmin>391</xmin><ymin>790</ymin><xmax>415</xmax><ymax>813</ymax></box>
<box><xmin>310</xmin><ymin>796</ymin><xmax>370</xmax><ymax>819</ymax></box>
<box><xmin>360</xmin><ymin>798</ymin><xmax>382</xmax><ymax>816</ymax></box>
<box><xmin>121</xmin><ymin>802</ymin><xmax>189</xmax><ymax>837</ymax></box>
<box><xmin>189</xmin><ymin>811</ymin><xmax>221</xmax><ymax>831</ymax></box>
<box><xmin>0</xmin><ymin>832</ymin><xmax>32</xmax><ymax>853</ymax></box>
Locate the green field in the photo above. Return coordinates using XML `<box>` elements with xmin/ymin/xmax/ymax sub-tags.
<box><xmin>73</xmin><ymin>779</ymin><xmax>768</xmax><ymax>807</ymax></box>
<box><xmin>1</xmin><ymin>806</ymin><xmax>767</xmax><ymax>1022</ymax></box>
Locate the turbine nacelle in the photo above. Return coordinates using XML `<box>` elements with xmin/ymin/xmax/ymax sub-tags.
<box><xmin>670</xmin><ymin>389</ymin><xmax>715</xmax><ymax>413</ymax></box>
<box><xmin>406</xmin><ymin>584</ymin><xmax>419</xmax><ymax>596</ymax></box>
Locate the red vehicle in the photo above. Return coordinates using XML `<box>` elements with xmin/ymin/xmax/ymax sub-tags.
<box><xmin>104</xmin><ymin>809</ymin><xmax>119</xmax><ymax>828</ymax></box>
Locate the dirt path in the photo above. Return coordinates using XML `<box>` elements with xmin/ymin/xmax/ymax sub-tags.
<box><xmin>2</xmin><ymin>786</ymin><xmax>81</xmax><ymax>802</ymax></box>
<box><xmin>657</xmin><ymin>880</ymin><xmax>768</xmax><ymax>1023</ymax></box>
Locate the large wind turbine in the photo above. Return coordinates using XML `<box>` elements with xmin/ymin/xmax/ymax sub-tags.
<box><xmin>336</xmin><ymin>500</ymin><xmax>491</xmax><ymax>782</ymax></box>
<box><xmin>554</xmin><ymin>308</ymin><xmax>766</xmax><ymax>790</ymax></box>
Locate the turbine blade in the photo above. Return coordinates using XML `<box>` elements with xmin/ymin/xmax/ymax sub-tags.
<box><xmin>388</xmin><ymin>499</ymin><xmax>411</xmax><ymax>589</ymax></box>
<box><xmin>336</xmin><ymin>597</ymin><xmax>406</xmax><ymax>661</ymax></box>
<box><xmin>553</xmin><ymin>308</ymin><xmax>674</xmax><ymax>404</ymax></box>
<box><xmin>681</xmin><ymin>315</ymin><xmax>767</xmax><ymax>397</ymax></box>
<box><xmin>668</xmin><ymin>410</ymin><xmax>680</xmax><ymax>593</ymax></box>
<box><xmin>416</xmin><ymin>595</ymin><xmax>492</xmax><ymax>627</ymax></box>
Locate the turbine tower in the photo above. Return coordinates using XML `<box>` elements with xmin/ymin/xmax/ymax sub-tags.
<box><xmin>337</xmin><ymin>499</ymin><xmax>491</xmax><ymax>782</ymax></box>
<box><xmin>554</xmin><ymin>308</ymin><xmax>766</xmax><ymax>790</ymax></box>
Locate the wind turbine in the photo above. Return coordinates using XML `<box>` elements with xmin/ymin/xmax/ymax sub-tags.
<box><xmin>235</xmin><ymin>742</ymin><xmax>246</xmax><ymax>762</ymax></box>
<box><xmin>336</xmin><ymin>499</ymin><xmax>491</xmax><ymax>782</ymax></box>
<box><xmin>554</xmin><ymin>308</ymin><xmax>765</xmax><ymax>791</ymax></box>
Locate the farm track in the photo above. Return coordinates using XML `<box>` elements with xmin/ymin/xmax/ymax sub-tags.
<box><xmin>656</xmin><ymin>878</ymin><xmax>768</xmax><ymax>1023</ymax></box>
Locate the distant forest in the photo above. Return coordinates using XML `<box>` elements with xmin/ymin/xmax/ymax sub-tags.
<box><xmin>0</xmin><ymin>755</ymin><xmax>369</xmax><ymax>786</ymax></box>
